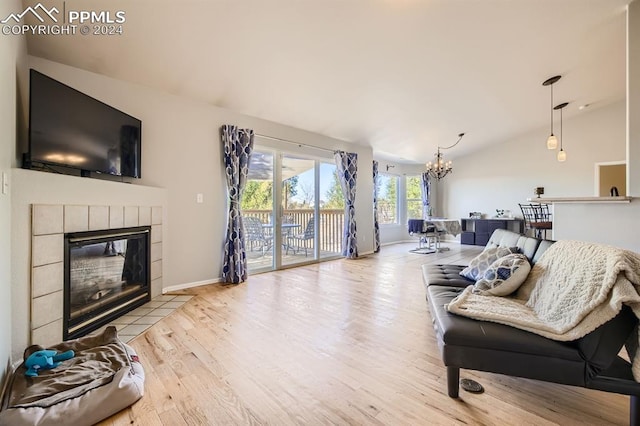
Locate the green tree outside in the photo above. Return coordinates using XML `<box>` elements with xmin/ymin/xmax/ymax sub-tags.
<box><xmin>241</xmin><ymin>180</ymin><xmax>273</xmax><ymax>210</ymax></box>
<box><xmin>323</xmin><ymin>170</ymin><xmax>345</xmax><ymax>209</ymax></box>
<box><xmin>378</xmin><ymin>174</ymin><xmax>397</xmax><ymax>223</ymax></box>
<box><xmin>406</xmin><ymin>176</ymin><xmax>423</xmax><ymax>219</ymax></box>
<box><xmin>282</xmin><ymin>176</ymin><xmax>299</xmax><ymax>209</ymax></box>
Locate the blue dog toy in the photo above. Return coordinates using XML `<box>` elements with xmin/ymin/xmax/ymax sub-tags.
<box><xmin>24</xmin><ymin>349</ymin><xmax>75</xmax><ymax>377</ymax></box>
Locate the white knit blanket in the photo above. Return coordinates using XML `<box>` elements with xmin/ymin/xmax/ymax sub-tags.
<box><xmin>447</xmin><ymin>240</ymin><xmax>640</xmax><ymax>380</ymax></box>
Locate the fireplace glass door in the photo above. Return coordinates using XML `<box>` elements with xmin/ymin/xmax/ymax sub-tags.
<box><xmin>64</xmin><ymin>226</ymin><xmax>151</xmax><ymax>339</ymax></box>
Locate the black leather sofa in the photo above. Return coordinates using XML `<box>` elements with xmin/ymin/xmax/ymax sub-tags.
<box><xmin>422</xmin><ymin>229</ymin><xmax>640</xmax><ymax>425</ymax></box>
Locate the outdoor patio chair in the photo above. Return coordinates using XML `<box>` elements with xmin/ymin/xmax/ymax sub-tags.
<box><xmin>286</xmin><ymin>217</ymin><xmax>315</xmax><ymax>256</ymax></box>
<box><xmin>244</xmin><ymin>216</ymin><xmax>273</xmax><ymax>255</ymax></box>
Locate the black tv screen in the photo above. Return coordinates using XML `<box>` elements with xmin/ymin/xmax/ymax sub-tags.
<box><xmin>28</xmin><ymin>69</ymin><xmax>142</xmax><ymax>178</ymax></box>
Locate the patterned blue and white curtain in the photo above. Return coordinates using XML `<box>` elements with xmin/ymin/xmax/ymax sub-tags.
<box><xmin>221</xmin><ymin>125</ymin><xmax>254</xmax><ymax>283</ymax></box>
<box><xmin>372</xmin><ymin>160</ymin><xmax>380</xmax><ymax>253</ymax></box>
<box><xmin>334</xmin><ymin>151</ymin><xmax>358</xmax><ymax>259</ymax></box>
<box><xmin>420</xmin><ymin>172</ymin><xmax>432</xmax><ymax>219</ymax></box>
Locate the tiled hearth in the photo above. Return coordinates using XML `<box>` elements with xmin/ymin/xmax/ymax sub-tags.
<box><xmin>99</xmin><ymin>293</ymin><xmax>193</xmax><ymax>343</ymax></box>
<box><xmin>31</xmin><ymin>204</ymin><xmax>163</xmax><ymax>348</ymax></box>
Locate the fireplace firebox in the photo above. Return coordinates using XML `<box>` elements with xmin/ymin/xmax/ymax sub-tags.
<box><xmin>64</xmin><ymin>226</ymin><xmax>151</xmax><ymax>339</ymax></box>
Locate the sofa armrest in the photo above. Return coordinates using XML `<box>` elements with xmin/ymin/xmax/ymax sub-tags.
<box><xmin>579</xmin><ymin>306</ymin><xmax>638</xmax><ymax>380</ymax></box>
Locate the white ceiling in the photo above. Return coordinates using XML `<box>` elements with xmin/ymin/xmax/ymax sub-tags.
<box><xmin>24</xmin><ymin>0</ymin><xmax>630</xmax><ymax>163</ymax></box>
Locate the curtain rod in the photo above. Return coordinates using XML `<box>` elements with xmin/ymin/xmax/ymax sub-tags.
<box><xmin>255</xmin><ymin>133</ymin><xmax>337</xmax><ymax>154</ymax></box>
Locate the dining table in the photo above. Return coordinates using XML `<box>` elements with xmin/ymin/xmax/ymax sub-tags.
<box><xmin>262</xmin><ymin>222</ymin><xmax>301</xmax><ymax>234</ymax></box>
<box><xmin>425</xmin><ymin>218</ymin><xmax>462</xmax><ymax>237</ymax></box>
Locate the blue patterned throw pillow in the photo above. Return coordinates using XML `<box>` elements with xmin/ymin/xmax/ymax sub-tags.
<box><xmin>459</xmin><ymin>246</ymin><xmax>516</xmax><ymax>281</ymax></box>
<box><xmin>473</xmin><ymin>253</ymin><xmax>531</xmax><ymax>296</ymax></box>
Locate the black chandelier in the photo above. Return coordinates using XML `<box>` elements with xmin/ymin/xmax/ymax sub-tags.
<box><xmin>425</xmin><ymin>133</ymin><xmax>465</xmax><ymax>180</ymax></box>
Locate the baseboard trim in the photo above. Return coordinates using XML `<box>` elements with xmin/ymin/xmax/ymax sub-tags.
<box><xmin>347</xmin><ymin>250</ymin><xmax>375</xmax><ymax>259</ymax></box>
<box><xmin>381</xmin><ymin>240</ymin><xmax>410</xmax><ymax>246</ymax></box>
<box><xmin>163</xmin><ymin>278</ymin><xmax>221</xmax><ymax>293</ymax></box>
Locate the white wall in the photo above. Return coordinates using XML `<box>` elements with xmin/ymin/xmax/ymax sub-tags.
<box><xmin>11</xmin><ymin>57</ymin><xmax>374</xmax><ymax>357</ymax></box>
<box><xmin>543</xmin><ymin>2</ymin><xmax>640</xmax><ymax>253</ymax></box>
<box><xmin>0</xmin><ymin>0</ymin><xmax>26</xmax><ymax>383</ymax></box>
<box><xmin>549</xmin><ymin>1</ymin><xmax>640</xmax><ymax>253</ymax></box>
<box><xmin>552</xmin><ymin>202</ymin><xmax>640</xmax><ymax>251</ymax></box>
<box><xmin>441</xmin><ymin>100</ymin><xmax>626</xmax><ymax>229</ymax></box>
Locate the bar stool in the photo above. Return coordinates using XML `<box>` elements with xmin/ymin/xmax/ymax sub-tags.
<box><xmin>519</xmin><ymin>203</ymin><xmax>552</xmax><ymax>239</ymax></box>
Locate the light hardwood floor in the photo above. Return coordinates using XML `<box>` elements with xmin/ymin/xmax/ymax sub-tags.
<box><xmin>98</xmin><ymin>242</ymin><xmax>628</xmax><ymax>425</ymax></box>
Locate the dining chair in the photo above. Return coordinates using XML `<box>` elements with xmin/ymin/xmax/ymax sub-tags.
<box><xmin>426</xmin><ymin>221</ymin><xmax>448</xmax><ymax>252</ymax></box>
<box><xmin>407</xmin><ymin>219</ymin><xmax>436</xmax><ymax>254</ymax></box>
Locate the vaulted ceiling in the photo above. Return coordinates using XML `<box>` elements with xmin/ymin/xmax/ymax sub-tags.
<box><xmin>23</xmin><ymin>0</ymin><xmax>630</xmax><ymax>163</ymax></box>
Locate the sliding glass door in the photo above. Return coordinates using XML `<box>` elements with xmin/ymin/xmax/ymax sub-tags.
<box><xmin>243</xmin><ymin>150</ymin><xmax>275</xmax><ymax>272</ymax></box>
<box><xmin>245</xmin><ymin>147</ymin><xmax>342</xmax><ymax>273</ymax></box>
<box><xmin>319</xmin><ymin>161</ymin><xmax>343</xmax><ymax>259</ymax></box>
<box><xmin>281</xmin><ymin>154</ymin><xmax>316</xmax><ymax>266</ymax></box>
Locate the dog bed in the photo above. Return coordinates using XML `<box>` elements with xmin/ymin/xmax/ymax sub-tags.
<box><xmin>0</xmin><ymin>326</ymin><xmax>144</xmax><ymax>426</ymax></box>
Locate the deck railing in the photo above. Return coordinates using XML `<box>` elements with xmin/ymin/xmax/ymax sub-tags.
<box><xmin>243</xmin><ymin>209</ymin><xmax>344</xmax><ymax>253</ymax></box>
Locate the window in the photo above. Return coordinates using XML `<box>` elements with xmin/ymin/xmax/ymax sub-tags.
<box><xmin>377</xmin><ymin>174</ymin><xmax>398</xmax><ymax>224</ymax></box>
<box><xmin>406</xmin><ymin>175</ymin><xmax>423</xmax><ymax>220</ymax></box>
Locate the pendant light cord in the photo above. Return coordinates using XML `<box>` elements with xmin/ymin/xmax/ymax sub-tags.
<box><xmin>550</xmin><ymin>84</ymin><xmax>554</xmax><ymax>134</ymax></box>
<box><xmin>439</xmin><ymin>133</ymin><xmax>465</xmax><ymax>150</ymax></box>
<box><xmin>560</xmin><ymin>108</ymin><xmax>563</xmax><ymax>150</ymax></box>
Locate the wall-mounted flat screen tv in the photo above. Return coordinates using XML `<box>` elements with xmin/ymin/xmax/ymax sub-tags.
<box><xmin>28</xmin><ymin>69</ymin><xmax>142</xmax><ymax>178</ymax></box>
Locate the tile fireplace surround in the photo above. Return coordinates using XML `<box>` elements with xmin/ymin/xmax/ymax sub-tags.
<box><xmin>30</xmin><ymin>204</ymin><xmax>163</xmax><ymax>348</ymax></box>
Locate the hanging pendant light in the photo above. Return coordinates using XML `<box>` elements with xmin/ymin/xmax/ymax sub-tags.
<box><xmin>542</xmin><ymin>75</ymin><xmax>561</xmax><ymax>150</ymax></box>
<box><xmin>554</xmin><ymin>102</ymin><xmax>568</xmax><ymax>162</ymax></box>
